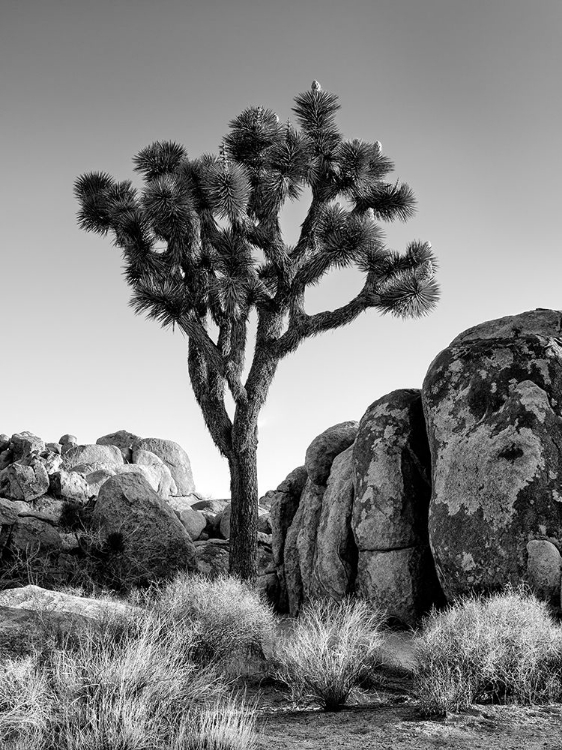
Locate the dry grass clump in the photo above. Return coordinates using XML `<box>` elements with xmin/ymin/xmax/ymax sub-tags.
<box><xmin>273</xmin><ymin>597</ymin><xmax>385</xmax><ymax>711</ymax></box>
<box><xmin>0</xmin><ymin>576</ymin><xmax>261</xmax><ymax>750</ymax></box>
<box><xmin>169</xmin><ymin>696</ymin><xmax>257</xmax><ymax>750</ymax></box>
<box><xmin>415</xmin><ymin>586</ymin><xmax>562</xmax><ymax>716</ymax></box>
<box><xmin>154</xmin><ymin>571</ymin><xmax>276</xmax><ymax>670</ymax></box>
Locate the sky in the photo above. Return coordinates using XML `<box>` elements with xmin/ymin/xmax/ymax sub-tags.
<box><xmin>1</xmin><ymin>0</ymin><xmax>561</xmax><ymax>498</ymax></box>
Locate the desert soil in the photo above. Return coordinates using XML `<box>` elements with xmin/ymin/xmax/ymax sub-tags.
<box><xmin>247</xmin><ymin>631</ymin><xmax>562</xmax><ymax>750</ymax></box>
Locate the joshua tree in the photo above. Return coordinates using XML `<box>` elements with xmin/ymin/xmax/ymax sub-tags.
<box><xmin>74</xmin><ymin>82</ymin><xmax>439</xmax><ymax>580</ymax></box>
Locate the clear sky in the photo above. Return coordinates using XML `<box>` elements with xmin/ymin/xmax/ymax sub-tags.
<box><xmin>2</xmin><ymin>0</ymin><xmax>561</xmax><ymax>498</ymax></box>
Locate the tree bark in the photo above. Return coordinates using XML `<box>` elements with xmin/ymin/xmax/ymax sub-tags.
<box><xmin>228</xmin><ymin>439</ymin><xmax>259</xmax><ymax>581</ymax></box>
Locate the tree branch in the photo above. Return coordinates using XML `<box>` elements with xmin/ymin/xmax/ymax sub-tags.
<box><xmin>187</xmin><ymin>339</ymin><xmax>233</xmax><ymax>457</ymax></box>
<box><xmin>273</xmin><ymin>282</ymin><xmax>376</xmax><ymax>358</ymax></box>
<box><xmin>179</xmin><ymin>314</ymin><xmax>227</xmax><ymax>375</ymax></box>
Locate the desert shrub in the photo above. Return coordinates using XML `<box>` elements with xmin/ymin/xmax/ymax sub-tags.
<box><xmin>415</xmin><ymin>586</ymin><xmax>562</xmax><ymax>716</ymax></box>
<box><xmin>0</xmin><ymin>656</ymin><xmax>50</xmax><ymax>748</ymax></box>
<box><xmin>0</xmin><ymin>574</ymin><xmax>265</xmax><ymax>748</ymax></box>
<box><xmin>273</xmin><ymin>597</ymin><xmax>385</xmax><ymax>711</ymax></box>
<box><xmin>170</xmin><ymin>696</ymin><xmax>257</xmax><ymax>750</ymax></box>
<box><xmin>154</xmin><ymin>572</ymin><xmax>276</xmax><ymax>670</ymax></box>
<box><xmin>0</xmin><ymin>597</ymin><xmax>258</xmax><ymax>749</ymax></box>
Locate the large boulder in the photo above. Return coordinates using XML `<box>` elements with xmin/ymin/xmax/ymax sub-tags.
<box><xmin>132</xmin><ymin>438</ymin><xmax>194</xmax><ymax>495</ymax></box>
<box><xmin>0</xmin><ymin>498</ymin><xmax>18</xmax><ymax>525</ymax></box>
<box><xmin>9</xmin><ymin>516</ymin><xmax>62</xmax><ymax>554</ymax></box>
<box><xmin>310</xmin><ymin>445</ymin><xmax>356</xmax><ymax>601</ymax></box>
<box><xmin>10</xmin><ymin>432</ymin><xmax>45</xmax><ymax>462</ymax></box>
<box><xmin>269</xmin><ymin>466</ymin><xmax>307</xmax><ymax>568</ymax></box>
<box><xmin>49</xmin><ymin>470</ymin><xmax>89</xmax><ymax>504</ymax></box>
<box><xmin>296</xmin><ymin>480</ymin><xmax>326</xmax><ymax>603</ymax></box>
<box><xmin>305</xmin><ymin>421</ymin><xmax>358</xmax><ymax>485</ymax></box>
<box><xmin>96</xmin><ymin>430</ymin><xmax>141</xmax><ymax>462</ymax></box>
<box><xmin>422</xmin><ymin>309</ymin><xmax>562</xmax><ymax>601</ymax></box>
<box><xmin>132</xmin><ymin>449</ymin><xmax>177</xmax><ymax>497</ymax></box>
<box><xmin>85</xmin><ymin>468</ymin><xmax>116</xmax><ymax>497</ymax></box>
<box><xmin>113</xmin><ymin>464</ymin><xmax>163</xmax><ymax>493</ymax></box>
<box><xmin>352</xmin><ymin>390</ymin><xmax>442</xmax><ymax>624</ymax></box>
<box><xmin>91</xmin><ymin>473</ymin><xmax>197</xmax><ymax>586</ymax></box>
<box><xmin>283</xmin><ymin>500</ymin><xmax>305</xmax><ymax>616</ymax></box>
<box><xmin>9</xmin><ymin>496</ymin><xmax>66</xmax><ymax>525</ymax></box>
<box><xmin>64</xmin><ymin>444</ymin><xmax>124</xmax><ymax>471</ymax></box>
<box><xmin>0</xmin><ymin>457</ymin><xmax>50</xmax><ymax>501</ymax></box>
<box><xmin>280</xmin><ymin>424</ymin><xmax>358</xmax><ymax>614</ymax></box>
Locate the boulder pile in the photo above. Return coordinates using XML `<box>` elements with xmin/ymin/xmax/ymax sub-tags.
<box><xmin>0</xmin><ymin>430</ymin><xmax>273</xmax><ymax>592</ymax></box>
<box><xmin>268</xmin><ymin>309</ymin><xmax>562</xmax><ymax>624</ymax></box>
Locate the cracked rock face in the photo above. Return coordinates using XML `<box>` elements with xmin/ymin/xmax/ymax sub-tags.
<box><xmin>422</xmin><ymin>309</ymin><xmax>562</xmax><ymax>600</ymax></box>
<box><xmin>310</xmin><ymin>445</ymin><xmax>356</xmax><ymax>602</ymax></box>
<box><xmin>352</xmin><ymin>389</ymin><xmax>443</xmax><ymax>625</ymax></box>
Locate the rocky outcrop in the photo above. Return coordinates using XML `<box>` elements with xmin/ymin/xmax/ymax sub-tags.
<box><xmin>422</xmin><ymin>309</ymin><xmax>562</xmax><ymax>601</ymax></box>
<box><xmin>0</xmin><ymin>429</ymin><xmax>211</xmax><ymax>591</ymax></box>
<box><xmin>5</xmin><ymin>307</ymin><xmax>562</xmax><ymax>619</ymax></box>
<box><xmin>272</xmin><ymin>397</ymin><xmax>445</xmax><ymax>623</ymax></box>
<box><xmin>352</xmin><ymin>390</ymin><xmax>442</xmax><ymax>625</ymax></box>
<box><xmin>281</xmin><ymin>423</ymin><xmax>359</xmax><ymax>615</ymax></box>
<box><xmin>91</xmin><ymin>473</ymin><xmax>197</xmax><ymax>586</ymax></box>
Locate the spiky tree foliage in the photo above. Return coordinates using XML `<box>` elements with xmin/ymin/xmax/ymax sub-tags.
<box><xmin>75</xmin><ymin>84</ymin><xmax>439</xmax><ymax>581</ymax></box>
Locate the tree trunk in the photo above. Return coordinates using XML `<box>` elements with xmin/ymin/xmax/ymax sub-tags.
<box><xmin>228</xmin><ymin>439</ymin><xmax>259</xmax><ymax>581</ymax></box>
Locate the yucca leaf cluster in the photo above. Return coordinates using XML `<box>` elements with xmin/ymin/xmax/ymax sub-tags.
<box><xmin>75</xmin><ymin>84</ymin><xmax>438</xmax><ymax>349</ymax></box>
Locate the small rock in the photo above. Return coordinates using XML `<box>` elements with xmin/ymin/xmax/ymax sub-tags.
<box><xmin>166</xmin><ymin>497</ymin><xmax>207</xmax><ymax>540</ymax></box>
<box><xmin>96</xmin><ymin>430</ymin><xmax>141</xmax><ymax>462</ymax></box>
<box><xmin>59</xmin><ymin>434</ymin><xmax>78</xmax><ymax>447</ymax></box>
<box><xmin>40</xmin><ymin>452</ymin><xmax>64</xmax><ymax>476</ymax></box>
<box><xmin>527</xmin><ymin>540</ymin><xmax>562</xmax><ymax>603</ymax></box>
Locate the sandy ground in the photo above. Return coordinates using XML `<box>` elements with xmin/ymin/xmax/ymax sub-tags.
<box><xmin>246</xmin><ymin>631</ymin><xmax>562</xmax><ymax>750</ymax></box>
